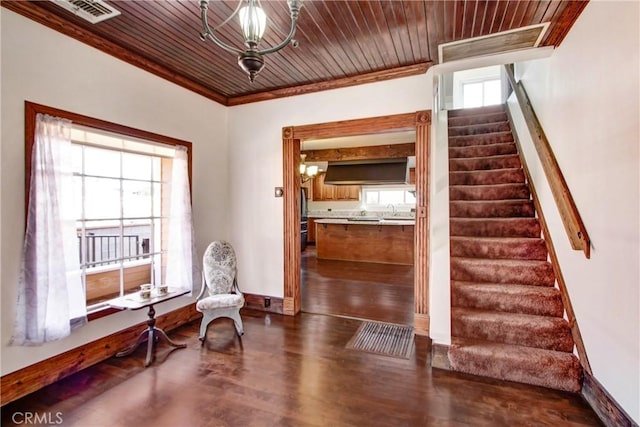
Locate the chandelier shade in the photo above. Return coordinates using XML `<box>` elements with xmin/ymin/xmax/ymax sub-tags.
<box><xmin>199</xmin><ymin>0</ymin><xmax>303</xmax><ymax>83</ymax></box>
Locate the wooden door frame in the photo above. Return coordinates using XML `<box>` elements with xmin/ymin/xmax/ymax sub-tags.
<box><xmin>282</xmin><ymin>110</ymin><xmax>432</xmax><ymax>335</ymax></box>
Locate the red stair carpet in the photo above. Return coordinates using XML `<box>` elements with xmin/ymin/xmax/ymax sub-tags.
<box><xmin>447</xmin><ymin>105</ymin><xmax>582</xmax><ymax>392</ymax></box>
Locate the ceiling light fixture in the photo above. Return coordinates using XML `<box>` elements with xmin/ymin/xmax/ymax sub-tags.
<box><xmin>299</xmin><ymin>154</ymin><xmax>318</xmax><ymax>183</ymax></box>
<box><xmin>199</xmin><ymin>0</ymin><xmax>303</xmax><ymax>83</ymax></box>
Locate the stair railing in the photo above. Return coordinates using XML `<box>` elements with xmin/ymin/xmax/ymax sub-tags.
<box><xmin>504</xmin><ymin>64</ymin><xmax>591</xmax><ymax>259</ymax></box>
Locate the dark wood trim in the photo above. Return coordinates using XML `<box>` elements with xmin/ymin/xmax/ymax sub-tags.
<box><xmin>414</xmin><ymin>111</ymin><xmax>431</xmax><ymax>336</ymax></box>
<box><xmin>227</xmin><ymin>63</ymin><xmax>431</xmax><ymax>106</ymax></box>
<box><xmin>503</xmin><ymin>66</ymin><xmax>591</xmax><ymax>258</ymax></box>
<box><xmin>1</xmin><ymin>304</ymin><xmax>201</xmax><ymax>406</ymax></box>
<box><xmin>431</xmin><ymin>343</ymin><xmax>452</xmax><ymax>370</ymax></box>
<box><xmin>291</xmin><ymin>113</ymin><xmax>417</xmax><ymax>141</ymax></box>
<box><xmin>2</xmin><ymin>2</ymin><xmax>229</xmax><ymax>106</ymax></box>
<box><xmin>86</xmin><ymin>307</ymin><xmax>123</xmax><ymax>322</ymax></box>
<box><xmin>304</xmin><ymin>143</ymin><xmax>415</xmax><ymax>162</ymax></box>
<box><xmin>506</xmin><ymin>106</ymin><xmax>592</xmax><ymax>376</ymax></box>
<box><xmin>243</xmin><ymin>293</ymin><xmax>284</xmax><ymax>315</ymax></box>
<box><xmin>283</xmin><ymin>110</ymin><xmax>432</xmax><ymax>330</ymax></box>
<box><xmin>542</xmin><ymin>1</ymin><xmax>590</xmax><ymax>47</ymax></box>
<box><xmin>282</xmin><ymin>128</ymin><xmax>301</xmax><ymax>315</ymax></box>
<box><xmin>582</xmin><ymin>370</ymin><xmax>638</xmax><ymax>427</ymax></box>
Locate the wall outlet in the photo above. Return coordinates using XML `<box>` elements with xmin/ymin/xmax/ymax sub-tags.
<box><xmin>264</xmin><ymin>297</ymin><xmax>271</xmax><ymax>308</ymax></box>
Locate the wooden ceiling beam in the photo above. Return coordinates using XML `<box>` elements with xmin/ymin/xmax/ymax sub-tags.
<box><xmin>303</xmin><ymin>143</ymin><xmax>415</xmax><ymax>162</ymax></box>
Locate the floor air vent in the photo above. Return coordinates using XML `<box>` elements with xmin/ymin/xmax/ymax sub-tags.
<box><xmin>51</xmin><ymin>0</ymin><xmax>121</xmax><ymax>24</ymax></box>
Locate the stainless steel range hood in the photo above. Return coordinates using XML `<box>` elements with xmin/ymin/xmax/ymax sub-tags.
<box><xmin>324</xmin><ymin>159</ymin><xmax>408</xmax><ymax>185</ymax></box>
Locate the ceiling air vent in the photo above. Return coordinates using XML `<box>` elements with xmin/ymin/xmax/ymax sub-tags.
<box><xmin>51</xmin><ymin>0</ymin><xmax>121</xmax><ymax>24</ymax></box>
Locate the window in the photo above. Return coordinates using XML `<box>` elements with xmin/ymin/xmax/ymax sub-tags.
<box><xmin>23</xmin><ymin>103</ymin><xmax>193</xmax><ymax>318</ymax></box>
<box><xmin>462</xmin><ymin>79</ymin><xmax>501</xmax><ymax>108</ymax></box>
<box><xmin>362</xmin><ymin>186</ymin><xmax>416</xmax><ymax>209</ymax></box>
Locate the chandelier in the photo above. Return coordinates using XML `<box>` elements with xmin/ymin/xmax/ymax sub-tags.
<box><xmin>299</xmin><ymin>154</ymin><xmax>318</xmax><ymax>183</ymax></box>
<box><xmin>199</xmin><ymin>0</ymin><xmax>303</xmax><ymax>83</ymax></box>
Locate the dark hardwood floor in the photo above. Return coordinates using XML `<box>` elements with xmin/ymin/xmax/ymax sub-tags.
<box><xmin>301</xmin><ymin>247</ymin><xmax>414</xmax><ymax>325</ymax></box>
<box><xmin>1</xmin><ymin>310</ymin><xmax>601</xmax><ymax>426</ymax></box>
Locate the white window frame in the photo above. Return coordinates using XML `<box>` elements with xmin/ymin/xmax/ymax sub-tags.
<box><xmin>361</xmin><ymin>185</ymin><xmax>416</xmax><ymax>210</ymax></box>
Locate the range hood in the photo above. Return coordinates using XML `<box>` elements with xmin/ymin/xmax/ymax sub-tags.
<box><xmin>324</xmin><ymin>159</ymin><xmax>408</xmax><ymax>185</ymax></box>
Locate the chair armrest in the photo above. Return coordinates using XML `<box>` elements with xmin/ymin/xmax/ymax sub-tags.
<box><xmin>233</xmin><ymin>277</ymin><xmax>243</xmax><ymax>298</ymax></box>
<box><xmin>195</xmin><ymin>273</ymin><xmax>207</xmax><ymax>301</ymax></box>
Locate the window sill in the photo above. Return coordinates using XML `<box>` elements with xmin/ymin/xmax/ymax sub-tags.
<box><xmin>87</xmin><ymin>306</ymin><xmax>123</xmax><ymax>322</ymax></box>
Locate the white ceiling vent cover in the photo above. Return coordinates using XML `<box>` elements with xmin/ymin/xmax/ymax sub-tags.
<box><xmin>51</xmin><ymin>0</ymin><xmax>121</xmax><ymax>24</ymax></box>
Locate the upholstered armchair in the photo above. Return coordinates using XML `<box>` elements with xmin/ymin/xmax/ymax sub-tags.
<box><xmin>196</xmin><ymin>241</ymin><xmax>244</xmax><ymax>342</ymax></box>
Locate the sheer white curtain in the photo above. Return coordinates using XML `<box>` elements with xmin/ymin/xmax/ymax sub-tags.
<box><xmin>165</xmin><ymin>145</ymin><xmax>196</xmax><ymax>293</ymax></box>
<box><xmin>12</xmin><ymin>114</ymin><xmax>87</xmax><ymax>345</ymax></box>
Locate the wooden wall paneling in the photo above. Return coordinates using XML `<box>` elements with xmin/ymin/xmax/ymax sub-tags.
<box><xmin>303</xmin><ymin>143</ymin><xmax>415</xmax><ymax>162</ymax></box>
<box><xmin>414</xmin><ymin>110</ymin><xmax>431</xmax><ymax>336</ymax></box>
<box><xmin>282</xmin><ymin>128</ymin><xmax>301</xmax><ymax>316</ymax></box>
<box><xmin>582</xmin><ymin>370</ymin><xmax>638</xmax><ymax>427</ymax></box>
<box><xmin>1</xmin><ymin>304</ymin><xmax>201</xmax><ymax>406</ymax></box>
<box><xmin>506</xmin><ymin>106</ymin><xmax>592</xmax><ymax>375</ymax></box>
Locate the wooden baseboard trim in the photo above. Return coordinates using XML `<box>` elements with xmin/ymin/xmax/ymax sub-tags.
<box><xmin>243</xmin><ymin>293</ymin><xmax>284</xmax><ymax>315</ymax></box>
<box><xmin>582</xmin><ymin>370</ymin><xmax>638</xmax><ymax>427</ymax></box>
<box><xmin>414</xmin><ymin>312</ymin><xmax>430</xmax><ymax>336</ymax></box>
<box><xmin>431</xmin><ymin>343</ymin><xmax>452</xmax><ymax>370</ymax></box>
<box><xmin>1</xmin><ymin>304</ymin><xmax>201</xmax><ymax>406</ymax></box>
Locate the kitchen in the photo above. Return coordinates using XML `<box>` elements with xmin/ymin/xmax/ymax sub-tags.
<box><xmin>300</xmin><ymin>133</ymin><xmax>417</xmax><ymax>325</ymax></box>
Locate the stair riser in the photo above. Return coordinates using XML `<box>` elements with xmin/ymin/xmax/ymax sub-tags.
<box><xmin>449</xmin><ymin>132</ymin><xmax>513</xmax><ymax>147</ymax></box>
<box><xmin>449</xmin><ymin>143</ymin><xmax>517</xmax><ymax>158</ymax></box>
<box><xmin>450</xmin><ymin>238</ymin><xmax>547</xmax><ymax>261</ymax></box>
<box><xmin>449</xmin><ymin>155</ymin><xmax>521</xmax><ymax>172</ymax></box>
<box><xmin>450</xmin><ymin>219</ymin><xmax>541</xmax><ymax>238</ymax></box>
<box><xmin>450</xmin><ymin>184</ymin><xmax>530</xmax><ymax>201</ymax></box>
<box><xmin>448</xmin><ymin>112</ymin><xmax>508</xmax><ymax>127</ymax></box>
<box><xmin>450</xmin><ymin>259</ymin><xmax>555</xmax><ymax>286</ymax></box>
<box><xmin>450</xmin><ymin>201</ymin><xmax>535</xmax><ymax>218</ymax></box>
<box><xmin>449</xmin><ymin>105</ymin><xmax>506</xmax><ymax>117</ymax></box>
<box><xmin>452</xmin><ymin>286</ymin><xmax>563</xmax><ymax>317</ymax></box>
<box><xmin>448</xmin><ymin>346</ymin><xmax>582</xmax><ymax>392</ymax></box>
<box><xmin>450</xmin><ymin>169</ymin><xmax>525</xmax><ymax>186</ymax></box>
<box><xmin>451</xmin><ymin>315</ymin><xmax>573</xmax><ymax>352</ymax></box>
<box><xmin>449</xmin><ymin>122</ymin><xmax>511</xmax><ymax>137</ymax></box>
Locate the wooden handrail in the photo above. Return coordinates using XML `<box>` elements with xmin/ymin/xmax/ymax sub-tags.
<box><xmin>504</xmin><ymin>65</ymin><xmax>591</xmax><ymax>258</ymax></box>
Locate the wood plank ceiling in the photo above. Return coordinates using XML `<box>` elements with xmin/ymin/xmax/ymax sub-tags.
<box><xmin>2</xmin><ymin>1</ymin><xmax>588</xmax><ymax>106</ymax></box>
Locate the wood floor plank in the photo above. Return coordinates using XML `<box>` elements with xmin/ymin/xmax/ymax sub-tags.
<box><xmin>1</xmin><ymin>310</ymin><xmax>600</xmax><ymax>426</ymax></box>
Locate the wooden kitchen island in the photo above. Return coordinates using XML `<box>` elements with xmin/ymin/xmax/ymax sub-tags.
<box><xmin>315</xmin><ymin>218</ymin><xmax>415</xmax><ymax>265</ymax></box>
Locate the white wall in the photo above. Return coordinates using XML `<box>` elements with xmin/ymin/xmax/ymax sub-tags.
<box><xmin>509</xmin><ymin>1</ymin><xmax>639</xmax><ymax>421</ymax></box>
<box><xmin>227</xmin><ymin>75</ymin><xmax>432</xmax><ymax>298</ymax></box>
<box><xmin>0</xmin><ymin>10</ymin><xmax>229</xmax><ymax>375</ymax></box>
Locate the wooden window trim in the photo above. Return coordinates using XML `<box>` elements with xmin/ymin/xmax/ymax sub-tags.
<box><xmin>24</xmin><ymin>101</ymin><xmax>193</xmax><ymax>321</ymax></box>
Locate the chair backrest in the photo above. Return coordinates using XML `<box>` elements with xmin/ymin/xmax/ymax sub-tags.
<box><xmin>202</xmin><ymin>241</ymin><xmax>237</xmax><ymax>296</ymax></box>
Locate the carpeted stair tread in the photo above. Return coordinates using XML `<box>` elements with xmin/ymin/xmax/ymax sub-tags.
<box><xmin>449</xmin><ymin>168</ymin><xmax>525</xmax><ymax>186</ymax></box>
<box><xmin>450</xmin><ymin>183</ymin><xmax>530</xmax><ymax>201</ymax></box>
<box><xmin>449</xmin><ymin>154</ymin><xmax>522</xmax><ymax>171</ymax></box>
<box><xmin>448</xmin><ymin>105</ymin><xmax>505</xmax><ymax>117</ymax></box>
<box><xmin>450</xmin><ymin>236</ymin><xmax>547</xmax><ymax>260</ymax></box>
<box><xmin>450</xmin><ymin>217</ymin><xmax>541</xmax><ymax>238</ymax></box>
<box><xmin>449</xmin><ymin>121</ymin><xmax>511</xmax><ymax>137</ymax></box>
<box><xmin>448</xmin><ymin>338</ymin><xmax>582</xmax><ymax>392</ymax></box>
<box><xmin>450</xmin><ymin>257</ymin><xmax>556</xmax><ymax>286</ymax></box>
<box><xmin>450</xmin><ymin>200</ymin><xmax>535</xmax><ymax>218</ymax></box>
<box><xmin>448</xmin><ymin>111</ymin><xmax>508</xmax><ymax>127</ymax></box>
<box><xmin>449</xmin><ymin>131</ymin><xmax>514</xmax><ymax>147</ymax></box>
<box><xmin>451</xmin><ymin>281</ymin><xmax>563</xmax><ymax>316</ymax></box>
<box><xmin>451</xmin><ymin>307</ymin><xmax>573</xmax><ymax>352</ymax></box>
<box><xmin>449</xmin><ymin>143</ymin><xmax>517</xmax><ymax>158</ymax></box>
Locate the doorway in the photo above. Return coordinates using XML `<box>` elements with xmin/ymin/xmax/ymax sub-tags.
<box><xmin>281</xmin><ymin>111</ymin><xmax>432</xmax><ymax>335</ymax></box>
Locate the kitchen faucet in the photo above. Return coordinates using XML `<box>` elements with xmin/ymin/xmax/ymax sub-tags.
<box><xmin>386</xmin><ymin>204</ymin><xmax>397</xmax><ymax>216</ymax></box>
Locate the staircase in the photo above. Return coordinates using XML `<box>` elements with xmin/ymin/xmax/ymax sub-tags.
<box><xmin>446</xmin><ymin>105</ymin><xmax>582</xmax><ymax>392</ymax></box>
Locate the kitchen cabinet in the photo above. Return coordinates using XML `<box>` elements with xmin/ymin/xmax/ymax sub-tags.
<box><xmin>312</xmin><ymin>172</ymin><xmax>360</xmax><ymax>201</ymax></box>
<box><xmin>307</xmin><ymin>218</ymin><xmax>317</xmax><ymax>243</ymax></box>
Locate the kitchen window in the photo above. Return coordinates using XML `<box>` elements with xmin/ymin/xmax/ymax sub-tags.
<box><xmin>362</xmin><ymin>186</ymin><xmax>416</xmax><ymax>209</ymax></box>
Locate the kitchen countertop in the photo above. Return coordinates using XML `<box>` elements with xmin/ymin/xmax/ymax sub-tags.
<box><xmin>315</xmin><ymin>217</ymin><xmax>415</xmax><ymax>226</ymax></box>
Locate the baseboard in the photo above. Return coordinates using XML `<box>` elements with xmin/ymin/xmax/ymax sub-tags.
<box><xmin>244</xmin><ymin>293</ymin><xmax>284</xmax><ymax>315</ymax></box>
<box><xmin>1</xmin><ymin>304</ymin><xmax>201</xmax><ymax>406</ymax></box>
<box><xmin>431</xmin><ymin>343</ymin><xmax>452</xmax><ymax>370</ymax></box>
<box><xmin>582</xmin><ymin>370</ymin><xmax>638</xmax><ymax>427</ymax></box>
